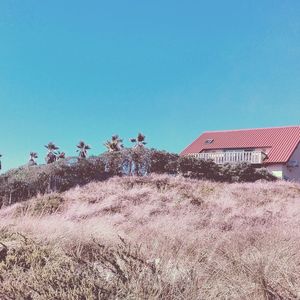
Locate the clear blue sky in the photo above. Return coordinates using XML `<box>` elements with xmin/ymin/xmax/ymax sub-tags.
<box><xmin>0</xmin><ymin>1</ymin><xmax>299</xmax><ymax>171</ymax></box>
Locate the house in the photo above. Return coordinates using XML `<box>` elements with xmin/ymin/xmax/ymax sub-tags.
<box><xmin>181</xmin><ymin>126</ymin><xmax>300</xmax><ymax>181</ymax></box>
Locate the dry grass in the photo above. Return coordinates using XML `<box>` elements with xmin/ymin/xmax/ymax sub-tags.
<box><xmin>0</xmin><ymin>174</ymin><xmax>300</xmax><ymax>299</ymax></box>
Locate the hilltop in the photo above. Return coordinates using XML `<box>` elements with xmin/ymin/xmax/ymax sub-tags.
<box><xmin>0</xmin><ymin>148</ymin><xmax>275</xmax><ymax>207</ymax></box>
<box><xmin>0</xmin><ymin>174</ymin><xmax>299</xmax><ymax>299</ymax></box>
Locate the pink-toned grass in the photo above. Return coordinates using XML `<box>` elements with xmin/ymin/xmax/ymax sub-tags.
<box><xmin>1</xmin><ymin>174</ymin><xmax>300</xmax><ymax>299</ymax></box>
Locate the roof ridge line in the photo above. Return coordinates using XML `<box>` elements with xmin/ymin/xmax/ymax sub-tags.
<box><xmin>204</xmin><ymin>125</ymin><xmax>300</xmax><ymax>133</ymax></box>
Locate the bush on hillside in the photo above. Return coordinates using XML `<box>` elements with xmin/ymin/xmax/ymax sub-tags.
<box><xmin>219</xmin><ymin>163</ymin><xmax>277</xmax><ymax>183</ymax></box>
<box><xmin>101</xmin><ymin>151</ymin><xmax>124</xmax><ymax>176</ymax></box>
<box><xmin>178</xmin><ymin>156</ymin><xmax>220</xmax><ymax>180</ymax></box>
<box><xmin>0</xmin><ymin>149</ymin><xmax>276</xmax><ymax>206</ymax></box>
<box><xmin>149</xmin><ymin>150</ymin><xmax>179</xmax><ymax>174</ymax></box>
<box><xmin>52</xmin><ymin>157</ymin><xmax>106</xmax><ymax>191</ymax></box>
<box><xmin>0</xmin><ymin>157</ymin><xmax>107</xmax><ymax>206</ymax></box>
<box><xmin>101</xmin><ymin>148</ymin><xmax>151</xmax><ymax>176</ymax></box>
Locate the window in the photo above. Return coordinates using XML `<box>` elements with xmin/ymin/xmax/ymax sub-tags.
<box><xmin>205</xmin><ymin>139</ymin><xmax>214</xmax><ymax>144</ymax></box>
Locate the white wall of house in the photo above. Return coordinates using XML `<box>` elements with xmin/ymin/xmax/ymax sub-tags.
<box><xmin>282</xmin><ymin>142</ymin><xmax>300</xmax><ymax>181</ymax></box>
<box><xmin>199</xmin><ymin>145</ymin><xmax>300</xmax><ymax>181</ymax></box>
<box><xmin>266</xmin><ymin>164</ymin><xmax>284</xmax><ymax>179</ymax></box>
<box><xmin>266</xmin><ymin>143</ymin><xmax>300</xmax><ymax>181</ymax></box>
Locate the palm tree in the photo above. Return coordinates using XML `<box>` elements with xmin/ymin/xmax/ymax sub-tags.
<box><xmin>77</xmin><ymin>141</ymin><xmax>91</xmax><ymax>159</ymax></box>
<box><xmin>57</xmin><ymin>152</ymin><xmax>66</xmax><ymax>160</ymax></box>
<box><xmin>29</xmin><ymin>152</ymin><xmax>38</xmax><ymax>166</ymax></box>
<box><xmin>0</xmin><ymin>154</ymin><xmax>2</xmax><ymax>171</ymax></box>
<box><xmin>45</xmin><ymin>142</ymin><xmax>59</xmax><ymax>164</ymax></box>
<box><xmin>104</xmin><ymin>135</ymin><xmax>124</xmax><ymax>152</ymax></box>
<box><xmin>130</xmin><ymin>133</ymin><xmax>147</xmax><ymax>148</ymax></box>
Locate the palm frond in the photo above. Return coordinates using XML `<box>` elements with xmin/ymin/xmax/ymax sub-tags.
<box><xmin>137</xmin><ymin>133</ymin><xmax>145</xmax><ymax>142</ymax></box>
<box><xmin>30</xmin><ymin>152</ymin><xmax>38</xmax><ymax>159</ymax></box>
<box><xmin>45</xmin><ymin>142</ymin><xmax>59</xmax><ymax>151</ymax></box>
<box><xmin>104</xmin><ymin>135</ymin><xmax>123</xmax><ymax>152</ymax></box>
<box><xmin>77</xmin><ymin>141</ymin><xmax>85</xmax><ymax>149</ymax></box>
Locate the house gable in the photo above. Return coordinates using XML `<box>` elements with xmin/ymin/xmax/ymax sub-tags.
<box><xmin>181</xmin><ymin>126</ymin><xmax>300</xmax><ymax>164</ymax></box>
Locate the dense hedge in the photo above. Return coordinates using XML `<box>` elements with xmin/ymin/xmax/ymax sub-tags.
<box><xmin>0</xmin><ymin>148</ymin><xmax>276</xmax><ymax>206</ymax></box>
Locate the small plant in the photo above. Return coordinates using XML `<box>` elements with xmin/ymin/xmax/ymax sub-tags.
<box><xmin>104</xmin><ymin>135</ymin><xmax>124</xmax><ymax>152</ymax></box>
<box><xmin>45</xmin><ymin>142</ymin><xmax>59</xmax><ymax>164</ymax></box>
<box><xmin>28</xmin><ymin>152</ymin><xmax>38</xmax><ymax>166</ymax></box>
<box><xmin>77</xmin><ymin>141</ymin><xmax>91</xmax><ymax>159</ymax></box>
<box><xmin>56</xmin><ymin>152</ymin><xmax>66</xmax><ymax>160</ymax></box>
<box><xmin>130</xmin><ymin>133</ymin><xmax>147</xmax><ymax>148</ymax></box>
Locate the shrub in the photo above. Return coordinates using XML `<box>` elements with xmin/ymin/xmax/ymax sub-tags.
<box><xmin>0</xmin><ymin>150</ymin><xmax>276</xmax><ymax>206</ymax></box>
<box><xmin>129</xmin><ymin>147</ymin><xmax>151</xmax><ymax>176</ymax></box>
<box><xmin>219</xmin><ymin>163</ymin><xmax>277</xmax><ymax>183</ymax></box>
<box><xmin>178</xmin><ymin>156</ymin><xmax>220</xmax><ymax>180</ymax></box>
<box><xmin>0</xmin><ymin>157</ymin><xmax>107</xmax><ymax>206</ymax></box>
<box><xmin>254</xmin><ymin>168</ymin><xmax>277</xmax><ymax>182</ymax></box>
<box><xmin>100</xmin><ymin>151</ymin><xmax>124</xmax><ymax>176</ymax></box>
<box><xmin>149</xmin><ymin>150</ymin><xmax>179</xmax><ymax>174</ymax></box>
<box><xmin>51</xmin><ymin>157</ymin><xmax>106</xmax><ymax>191</ymax></box>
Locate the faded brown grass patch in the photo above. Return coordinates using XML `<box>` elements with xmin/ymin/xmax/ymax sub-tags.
<box><xmin>0</xmin><ymin>174</ymin><xmax>299</xmax><ymax>299</ymax></box>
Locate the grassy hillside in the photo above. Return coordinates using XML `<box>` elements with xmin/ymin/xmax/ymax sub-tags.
<box><xmin>0</xmin><ymin>174</ymin><xmax>299</xmax><ymax>299</ymax></box>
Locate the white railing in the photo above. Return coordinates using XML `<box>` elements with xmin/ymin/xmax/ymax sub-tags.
<box><xmin>189</xmin><ymin>151</ymin><xmax>264</xmax><ymax>164</ymax></box>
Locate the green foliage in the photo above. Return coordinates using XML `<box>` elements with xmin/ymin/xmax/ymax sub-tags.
<box><xmin>76</xmin><ymin>141</ymin><xmax>91</xmax><ymax>159</ymax></box>
<box><xmin>101</xmin><ymin>148</ymin><xmax>151</xmax><ymax>176</ymax></box>
<box><xmin>0</xmin><ymin>158</ymin><xmax>106</xmax><ymax>206</ymax></box>
<box><xmin>219</xmin><ymin>163</ymin><xmax>277</xmax><ymax>183</ymax></box>
<box><xmin>129</xmin><ymin>147</ymin><xmax>151</xmax><ymax>176</ymax></box>
<box><xmin>149</xmin><ymin>150</ymin><xmax>179</xmax><ymax>174</ymax></box>
<box><xmin>130</xmin><ymin>132</ymin><xmax>147</xmax><ymax>148</ymax></box>
<box><xmin>178</xmin><ymin>156</ymin><xmax>220</xmax><ymax>180</ymax></box>
<box><xmin>52</xmin><ymin>157</ymin><xmax>106</xmax><ymax>191</ymax></box>
<box><xmin>104</xmin><ymin>135</ymin><xmax>124</xmax><ymax>152</ymax></box>
<box><xmin>0</xmin><ymin>150</ymin><xmax>276</xmax><ymax>207</ymax></box>
<box><xmin>101</xmin><ymin>151</ymin><xmax>124</xmax><ymax>176</ymax></box>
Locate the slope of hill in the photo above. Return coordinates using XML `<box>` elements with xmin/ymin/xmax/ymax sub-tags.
<box><xmin>0</xmin><ymin>174</ymin><xmax>299</xmax><ymax>299</ymax></box>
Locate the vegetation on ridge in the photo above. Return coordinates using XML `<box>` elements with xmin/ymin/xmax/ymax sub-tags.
<box><xmin>0</xmin><ymin>148</ymin><xmax>275</xmax><ymax>207</ymax></box>
<box><xmin>0</xmin><ymin>133</ymin><xmax>276</xmax><ymax>207</ymax></box>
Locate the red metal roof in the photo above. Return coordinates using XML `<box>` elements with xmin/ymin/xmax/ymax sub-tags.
<box><xmin>181</xmin><ymin>126</ymin><xmax>300</xmax><ymax>164</ymax></box>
